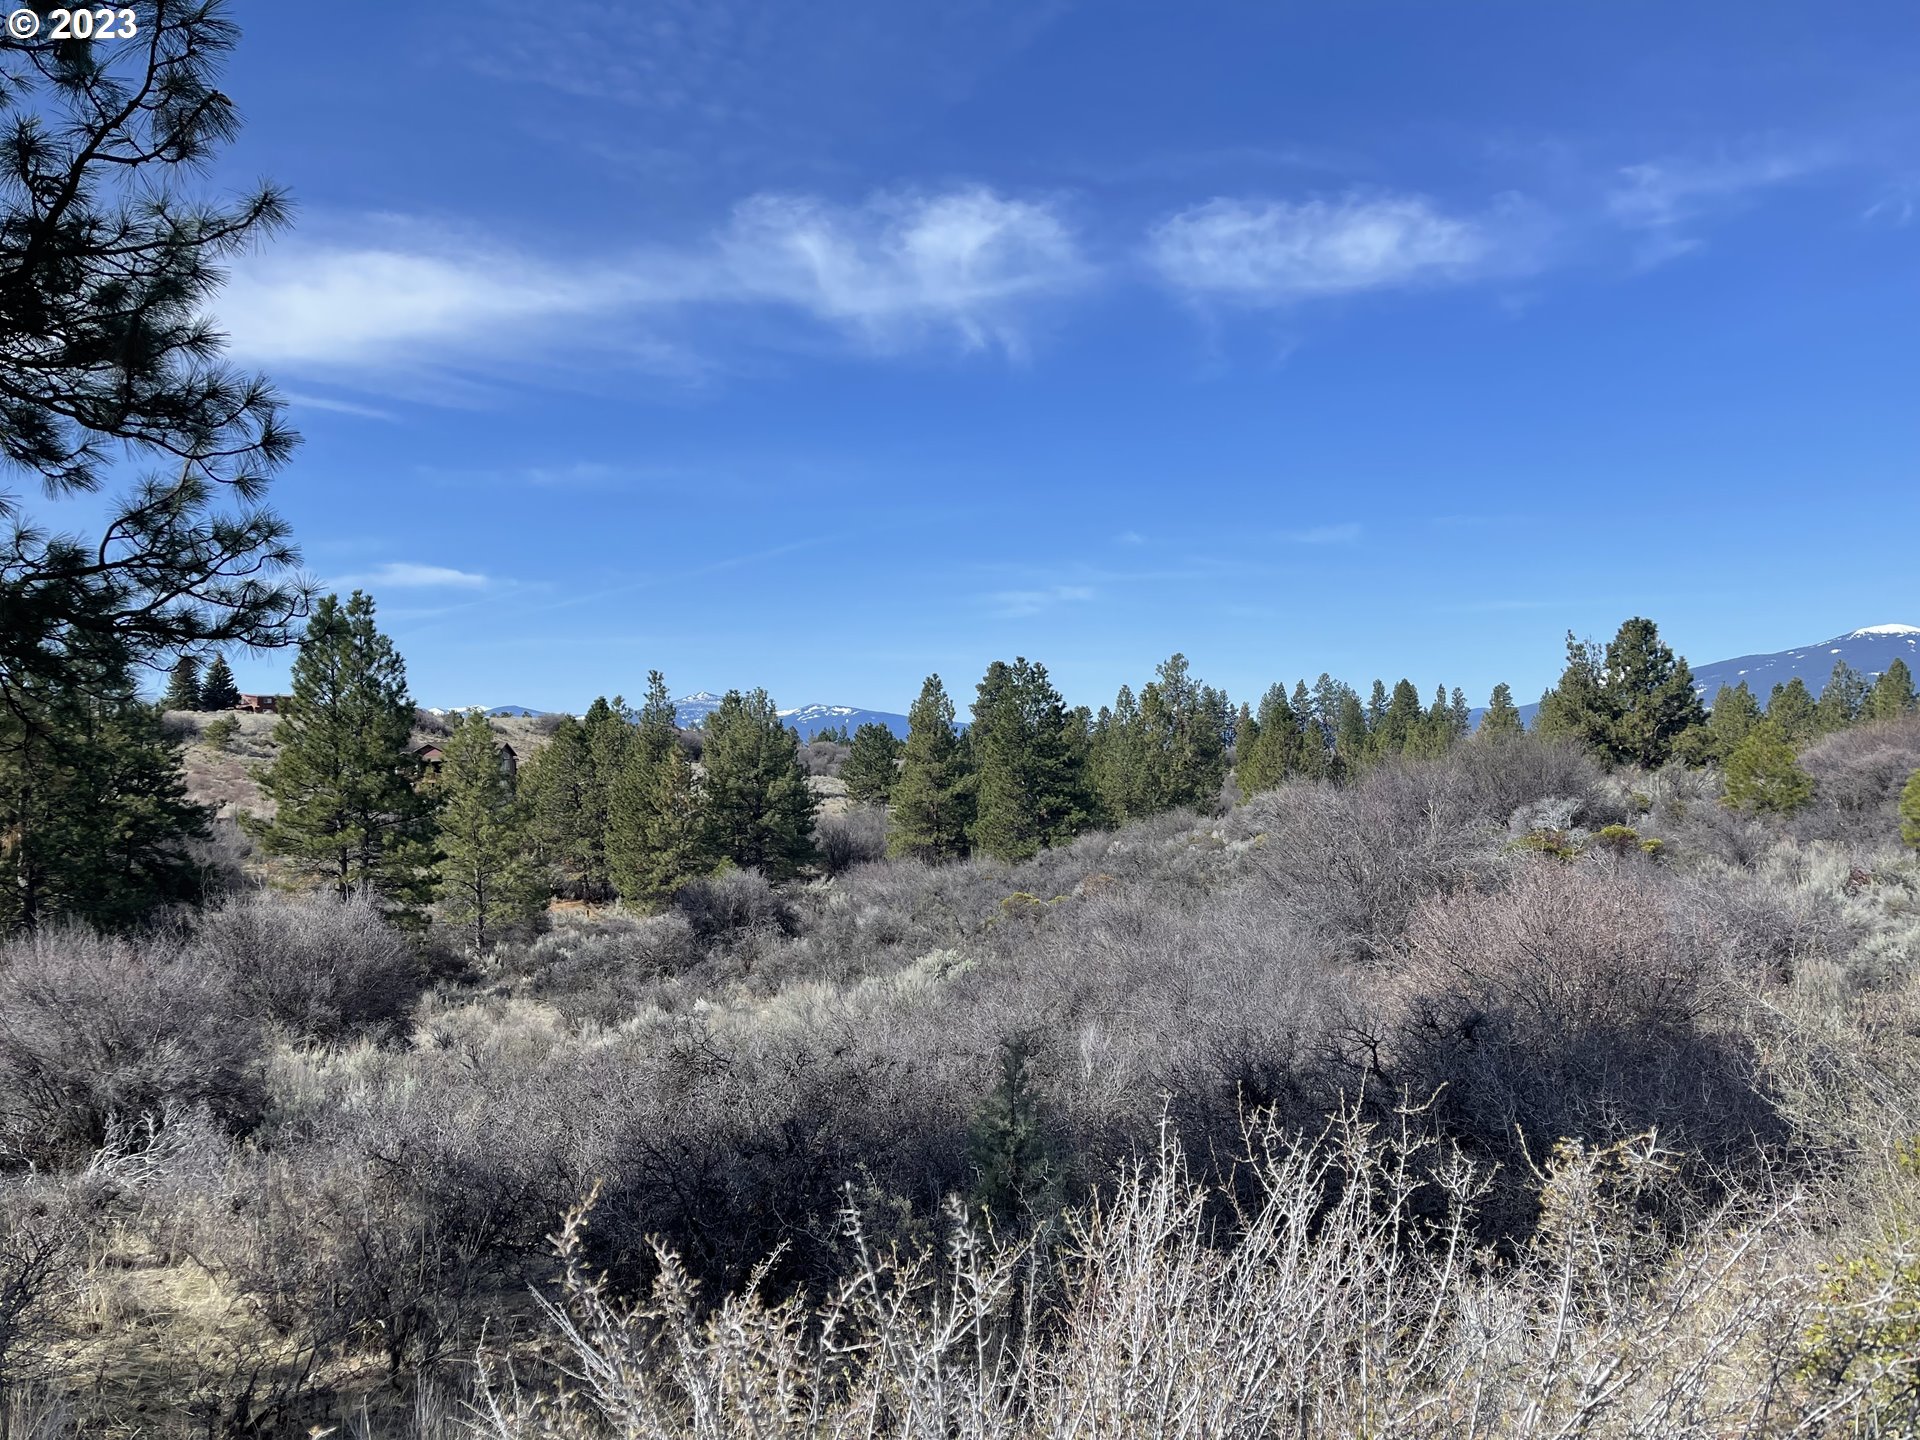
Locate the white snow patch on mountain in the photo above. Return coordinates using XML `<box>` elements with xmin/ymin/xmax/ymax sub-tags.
<box><xmin>1848</xmin><ymin>624</ymin><xmax>1920</xmax><ymax>638</ymax></box>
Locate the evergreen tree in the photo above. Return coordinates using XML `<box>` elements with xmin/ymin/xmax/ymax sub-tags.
<box><xmin>1534</xmin><ymin>634</ymin><xmax>1612</xmax><ymax>755</ymax></box>
<box><xmin>607</xmin><ymin>673</ymin><xmax>715</xmax><ymax>909</ymax></box>
<box><xmin>1815</xmin><ymin>660</ymin><xmax>1869</xmax><ymax>733</ymax></box>
<box><xmin>1133</xmin><ymin>654</ymin><xmax>1230</xmax><ymax>815</ymax></box>
<box><xmin>1902</xmin><ymin>769</ymin><xmax>1920</xmax><ymax>851</ymax></box>
<box><xmin>967</xmin><ymin>1035</ymin><xmax>1060</xmax><ymax>1228</ymax></box>
<box><xmin>1333</xmin><ymin>690</ymin><xmax>1370</xmax><ymax>768</ymax></box>
<box><xmin>1603</xmin><ymin>617</ymin><xmax>1706</xmax><ymax>768</ymax></box>
<box><xmin>1089</xmin><ymin>685</ymin><xmax>1148</xmax><ymax>823</ymax></box>
<box><xmin>1448</xmin><ymin>687</ymin><xmax>1472</xmax><ymax>739</ymax></box>
<box><xmin>0</xmin><ymin>2</ymin><xmax>307</xmax><ymax>717</ymax></box>
<box><xmin>249</xmin><ymin>592</ymin><xmax>435</xmax><ymax>918</ymax></box>
<box><xmin>840</xmin><ymin>723</ymin><xmax>904</xmax><ymax>807</ymax></box>
<box><xmin>1406</xmin><ymin>683</ymin><xmax>1454</xmax><ymax>758</ymax></box>
<box><xmin>1866</xmin><ymin>660</ymin><xmax>1918</xmax><ymax>722</ymax></box>
<box><xmin>1722</xmin><ymin>720</ymin><xmax>1814</xmax><ymax>816</ymax></box>
<box><xmin>1693</xmin><ymin>682</ymin><xmax>1761</xmax><ymax>764</ymax></box>
<box><xmin>1366</xmin><ymin>679</ymin><xmax>1389</xmax><ymax>732</ymax></box>
<box><xmin>516</xmin><ymin>715</ymin><xmax>603</xmax><ymax>897</ymax></box>
<box><xmin>1766</xmin><ymin>678</ymin><xmax>1819</xmax><ymax>742</ymax></box>
<box><xmin>1238</xmin><ymin>684</ymin><xmax>1302</xmax><ymax>795</ymax></box>
<box><xmin>162</xmin><ymin>656</ymin><xmax>202</xmax><ymax>712</ymax></box>
<box><xmin>969</xmin><ymin>658</ymin><xmax>1095</xmax><ymax>861</ymax></box>
<box><xmin>199</xmin><ymin>654</ymin><xmax>241</xmax><ymax>711</ymax></box>
<box><xmin>0</xmin><ymin>664</ymin><xmax>210</xmax><ymax>933</ymax></box>
<box><xmin>1537</xmin><ymin>620</ymin><xmax>1706</xmax><ymax>768</ymax></box>
<box><xmin>1377</xmin><ymin>679</ymin><xmax>1425</xmax><ymax>756</ymax></box>
<box><xmin>434</xmin><ymin>711</ymin><xmax>544</xmax><ymax>952</ymax></box>
<box><xmin>888</xmin><ymin>675</ymin><xmax>973</xmax><ymax>862</ymax></box>
<box><xmin>702</xmin><ymin>690</ymin><xmax>818</xmax><ymax>880</ymax></box>
<box><xmin>1291</xmin><ymin>680</ymin><xmax>1331</xmax><ymax>779</ymax></box>
<box><xmin>1479</xmin><ymin>683</ymin><xmax>1523</xmax><ymax>737</ymax></box>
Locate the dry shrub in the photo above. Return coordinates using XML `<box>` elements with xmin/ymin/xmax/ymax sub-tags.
<box><xmin>1381</xmin><ymin>859</ymin><xmax>1778</xmax><ymax>1230</ymax></box>
<box><xmin>0</xmin><ymin>926</ymin><xmax>264</xmax><ymax>1167</ymax></box>
<box><xmin>815</xmin><ymin>807</ymin><xmax>888</xmax><ymax>876</ymax></box>
<box><xmin>1795</xmin><ymin>717</ymin><xmax>1920</xmax><ymax>847</ymax></box>
<box><xmin>189</xmin><ymin>891</ymin><xmax>424</xmax><ymax>1041</ymax></box>
<box><xmin>474</xmin><ymin>1114</ymin><xmax>1881</xmax><ymax>1440</ymax></box>
<box><xmin>674</xmin><ymin>869</ymin><xmax>797</xmax><ymax>942</ymax></box>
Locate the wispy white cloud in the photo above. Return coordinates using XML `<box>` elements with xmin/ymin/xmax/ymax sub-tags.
<box><xmin>1604</xmin><ymin>147</ymin><xmax>1833</xmax><ymax>264</ymax></box>
<box><xmin>283</xmin><ymin>391</ymin><xmax>400</xmax><ymax>422</ymax></box>
<box><xmin>983</xmin><ymin>584</ymin><xmax>1095</xmax><ymax>618</ymax></box>
<box><xmin>718</xmin><ymin>188</ymin><xmax>1086</xmax><ymax>357</ymax></box>
<box><xmin>217</xmin><ymin>188</ymin><xmax>1086</xmax><ymax>391</ymax></box>
<box><xmin>1282</xmin><ymin>522</ymin><xmax>1362</xmax><ymax>544</ymax></box>
<box><xmin>332</xmin><ymin>562</ymin><xmax>493</xmax><ymax>591</ymax></box>
<box><xmin>1147</xmin><ymin>193</ymin><xmax>1506</xmax><ymax>304</ymax></box>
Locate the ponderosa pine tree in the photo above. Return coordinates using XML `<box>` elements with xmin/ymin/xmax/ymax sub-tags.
<box><xmin>840</xmin><ymin>722</ymin><xmax>904</xmax><ymax>807</ymax></box>
<box><xmin>1602</xmin><ymin>617</ymin><xmax>1706</xmax><ymax>768</ymax></box>
<box><xmin>0</xmin><ymin>2</ymin><xmax>308</xmax><ymax>720</ymax></box>
<box><xmin>969</xmin><ymin>658</ymin><xmax>1095</xmax><ymax>862</ymax></box>
<box><xmin>607</xmin><ymin>673</ymin><xmax>714</xmax><ymax>909</ymax></box>
<box><xmin>249</xmin><ymin>592</ymin><xmax>434</xmax><ymax>919</ymax></box>
<box><xmin>1866</xmin><ymin>660</ymin><xmax>1917</xmax><ymax>722</ymax></box>
<box><xmin>162</xmin><ymin>656</ymin><xmax>202</xmax><ymax>712</ymax></box>
<box><xmin>1366</xmin><ymin>679</ymin><xmax>1389</xmax><ymax>732</ymax></box>
<box><xmin>199</xmin><ymin>654</ymin><xmax>241</xmax><ymax>711</ymax></box>
<box><xmin>1688</xmin><ymin>682</ymin><xmax>1762</xmax><ymax>765</ymax></box>
<box><xmin>1376</xmin><ymin>679</ymin><xmax>1425</xmax><ymax>758</ymax></box>
<box><xmin>516</xmin><ymin>715</ymin><xmax>602</xmax><ymax>898</ymax></box>
<box><xmin>0</xmin><ymin>660</ymin><xmax>209</xmax><ymax>933</ymax></box>
<box><xmin>1089</xmin><ymin>685</ymin><xmax>1148</xmax><ymax>823</ymax></box>
<box><xmin>1134</xmin><ymin>654</ymin><xmax>1230</xmax><ymax>815</ymax></box>
<box><xmin>1815</xmin><ymin>661</ymin><xmax>1869</xmax><ymax>733</ymax></box>
<box><xmin>1291</xmin><ymin>680</ymin><xmax>1331</xmax><ymax>779</ymax></box>
<box><xmin>1766</xmin><ymin>678</ymin><xmax>1819</xmax><ymax>743</ymax></box>
<box><xmin>1333</xmin><ymin>690</ymin><xmax>1370</xmax><ymax>769</ymax></box>
<box><xmin>1721</xmin><ymin>720</ymin><xmax>1813</xmax><ymax>816</ymax></box>
<box><xmin>434</xmin><ymin>710</ymin><xmax>543</xmax><ymax>952</ymax></box>
<box><xmin>1238</xmin><ymin>684</ymin><xmax>1303</xmax><ymax>794</ymax></box>
<box><xmin>1449</xmin><ymin>687</ymin><xmax>1472</xmax><ymax>739</ymax></box>
<box><xmin>1479</xmin><ymin>684</ymin><xmax>1523</xmax><ymax>737</ymax></box>
<box><xmin>888</xmin><ymin>675</ymin><xmax>973</xmax><ymax>862</ymax></box>
<box><xmin>1902</xmin><ymin>768</ymin><xmax>1920</xmax><ymax>850</ymax></box>
<box><xmin>702</xmin><ymin>689</ymin><xmax>817</xmax><ymax>880</ymax></box>
<box><xmin>1537</xmin><ymin>620</ymin><xmax>1705</xmax><ymax>768</ymax></box>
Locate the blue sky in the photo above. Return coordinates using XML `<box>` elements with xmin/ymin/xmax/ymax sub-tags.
<box><xmin>195</xmin><ymin>0</ymin><xmax>1919</xmax><ymax>713</ymax></box>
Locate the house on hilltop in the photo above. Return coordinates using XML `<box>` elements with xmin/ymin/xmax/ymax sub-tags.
<box><xmin>414</xmin><ymin>740</ymin><xmax>517</xmax><ymax>783</ymax></box>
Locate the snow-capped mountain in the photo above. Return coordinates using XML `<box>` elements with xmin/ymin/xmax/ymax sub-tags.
<box><xmin>1690</xmin><ymin>624</ymin><xmax>1920</xmax><ymax>703</ymax></box>
<box><xmin>427</xmin><ymin>704</ymin><xmax>547</xmax><ymax>717</ymax></box>
<box><xmin>1504</xmin><ymin>624</ymin><xmax>1920</xmax><ymax>723</ymax></box>
<box><xmin>673</xmin><ymin>693</ymin><xmax>909</xmax><ymax>740</ymax></box>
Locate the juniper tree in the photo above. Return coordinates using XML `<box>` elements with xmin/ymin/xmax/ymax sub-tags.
<box><xmin>1721</xmin><ymin>720</ymin><xmax>1813</xmax><ymax>816</ymax></box>
<box><xmin>969</xmin><ymin>658</ymin><xmax>1095</xmax><ymax>862</ymax></box>
<box><xmin>162</xmin><ymin>655</ymin><xmax>202</xmax><ymax>711</ymax></box>
<box><xmin>840</xmin><ymin>722</ymin><xmax>903</xmax><ymax>807</ymax></box>
<box><xmin>888</xmin><ymin>675</ymin><xmax>972</xmax><ymax>862</ymax></box>
<box><xmin>1479</xmin><ymin>683</ymin><xmax>1523</xmax><ymax>737</ymax></box>
<box><xmin>607</xmin><ymin>672</ymin><xmax>714</xmax><ymax>909</ymax></box>
<box><xmin>702</xmin><ymin>689</ymin><xmax>817</xmax><ymax>880</ymax></box>
<box><xmin>434</xmin><ymin>710</ymin><xmax>543</xmax><ymax>952</ymax></box>
<box><xmin>967</xmin><ymin>1035</ymin><xmax>1060</xmax><ymax>1229</ymax></box>
<box><xmin>249</xmin><ymin>592</ymin><xmax>434</xmax><ymax>919</ymax></box>
<box><xmin>1866</xmin><ymin>660</ymin><xmax>1917</xmax><ymax>722</ymax></box>
<box><xmin>199</xmin><ymin>653</ymin><xmax>240</xmax><ymax>711</ymax></box>
<box><xmin>1765</xmin><ymin>678</ymin><xmax>1819</xmax><ymax>743</ymax></box>
<box><xmin>0</xmin><ymin>1</ymin><xmax>308</xmax><ymax>714</ymax></box>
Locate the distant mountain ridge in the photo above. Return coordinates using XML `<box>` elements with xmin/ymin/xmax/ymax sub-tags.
<box><xmin>673</xmin><ymin>692</ymin><xmax>910</xmax><ymax>740</ymax></box>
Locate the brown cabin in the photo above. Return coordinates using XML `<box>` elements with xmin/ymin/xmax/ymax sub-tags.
<box><xmin>236</xmin><ymin>694</ymin><xmax>279</xmax><ymax>713</ymax></box>
<box><xmin>415</xmin><ymin>741</ymin><xmax>517</xmax><ymax>782</ymax></box>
